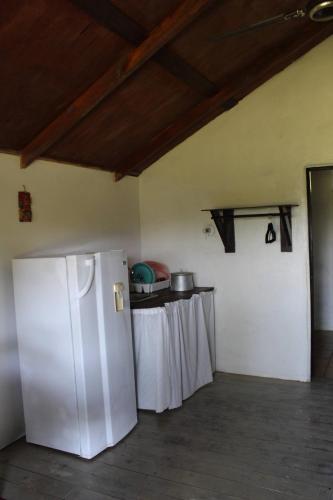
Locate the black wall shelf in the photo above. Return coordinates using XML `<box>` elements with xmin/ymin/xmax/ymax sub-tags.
<box><xmin>202</xmin><ymin>204</ymin><xmax>298</xmax><ymax>253</ymax></box>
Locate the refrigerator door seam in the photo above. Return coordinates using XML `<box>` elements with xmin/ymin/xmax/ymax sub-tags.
<box><xmin>94</xmin><ymin>253</ymin><xmax>114</xmax><ymax>445</ymax></box>
<box><xmin>66</xmin><ymin>257</ymin><xmax>91</xmax><ymax>457</ymax></box>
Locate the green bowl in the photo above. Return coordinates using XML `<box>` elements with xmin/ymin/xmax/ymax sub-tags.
<box><xmin>131</xmin><ymin>262</ymin><xmax>156</xmax><ymax>284</ymax></box>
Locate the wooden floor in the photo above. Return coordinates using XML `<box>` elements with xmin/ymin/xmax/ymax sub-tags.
<box><xmin>1</xmin><ymin>373</ymin><xmax>333</xmax><ymax>500</ymax></box>
<box><xmin>312</xmin><ymin>331</ymin><xmax>333</xmax><ymax>378</ymax></box>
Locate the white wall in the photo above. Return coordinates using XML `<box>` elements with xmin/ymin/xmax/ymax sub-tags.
<box><xmin>0</xmin><ymin>153</ymin><xmax>140</xmax><ymax>448</ymax></box>
<box><xmin>311</xmin><ymin>170</ymin><xmax>333</xmax><ymax>331</ymax></box>
<box><xmin>139</xmin><ymin>36</ymin><xmax>333</xmax><ymax>382</ymax></box>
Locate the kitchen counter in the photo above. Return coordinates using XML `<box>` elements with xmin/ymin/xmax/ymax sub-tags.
<box><xmin>130</xmin><ymin>286</ymin><xmax>214</xmax><ymax>309</ymax></box>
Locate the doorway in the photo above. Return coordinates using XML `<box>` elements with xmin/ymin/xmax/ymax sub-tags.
<box><xmin>307</xmin><ymin>166</ymin><xmax>333</xmax><ymax>378</ymax></box>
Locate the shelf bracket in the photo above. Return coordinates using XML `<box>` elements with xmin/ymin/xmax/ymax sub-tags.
<box><xmin>210</xmin><ymin>209</ymin><xmax>235</xmax><ymax>253</ymax></box>
<box><xmin>279</xmin><ymin>205</ymin><xmax>292</xmax><ymax>252</ymax></box>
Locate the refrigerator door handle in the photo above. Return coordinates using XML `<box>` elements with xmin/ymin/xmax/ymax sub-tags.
<box><xmin>113</xmin><ymin>282</ymin><xmax>125</xmax><ymax>312</ymax></box>
<box><xmin>77</xmin><ymin>258</ymin><xmax>95</xmax><ymax>299</ymax></box>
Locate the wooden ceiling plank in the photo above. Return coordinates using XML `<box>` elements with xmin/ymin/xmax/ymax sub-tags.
<box><xmin>70</xmin><ymin>0</ymin><xmax>144</xmax><ymax>45</ymax></box>
<box><xmin>21</xmin><ymin>0</ymin><xmax>214</xmax><ymax>168</ymax></box>
<box><xmin>114</xmin><ymin>26</ymin><xmax>333</xmax><ymax>180</ymax></box>
<box><xmin>69</xmin><ymin>0</ymin><xmax>217</xmax><ymax>96</ymax></box>
<box><xmin>155</xmin><ymin>49</ymin><xmax>217</xmax><ymax>96</ymax></box>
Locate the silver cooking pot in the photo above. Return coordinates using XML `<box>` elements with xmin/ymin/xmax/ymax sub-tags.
<box><xmin>170</xmin><ymin>272</ymin><xmax>194</xmax><ymax>292</ymax></box>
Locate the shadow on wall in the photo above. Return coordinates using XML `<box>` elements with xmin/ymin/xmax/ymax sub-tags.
<box><xmin>0</xmin><ymin>329</ymin><xmax>24</xmax><ymax>448</ymax></box>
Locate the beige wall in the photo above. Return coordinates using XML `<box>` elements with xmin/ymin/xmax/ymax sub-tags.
<box><xmin>0</xmin><ymin>153</ymin><xmax>140</xmax><ymax>448</ymax></box>
<box><xmin>139</xmin><ymin>36</ymin><xmax>333</xmax><ymax>381</ymax></box>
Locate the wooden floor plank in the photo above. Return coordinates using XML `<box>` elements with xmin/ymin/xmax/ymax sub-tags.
<box><xmin>64</xmin><ymin>487</ymin><xmax>121</xmax><ymax>500</ymax></box>
<box><xmin>0</xmin><ymin>479</ymin><xmax>59</xmax><ymax>500</ymax></box>
<box><xmin>98</xmin><ymin>444</ymin><xmax>320</xmax><ymax>499</ymax></box>
<box><xmin>2</xmin><ymin>373</ymin><xmax>333</xmax><ymax>499</ymax></box>
<box><xmin>0</xmin><ymin>461</ymin><xmax>73</xmax><ymax>498</ymax></box>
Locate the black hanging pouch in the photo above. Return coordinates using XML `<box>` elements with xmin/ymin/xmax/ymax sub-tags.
<box><xmin>265</xmin><ymin>222</ymin><xmax>276</xmax><ymax>244</ymax></box>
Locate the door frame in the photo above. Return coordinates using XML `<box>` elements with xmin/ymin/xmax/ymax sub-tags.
<box><xmin>306</xmin><ymin>165</ymin><xmax>333</xmax><ymax>378</ymax></box>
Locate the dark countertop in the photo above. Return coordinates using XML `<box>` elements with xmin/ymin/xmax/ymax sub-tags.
<box><xmin>130</xmin><ymin>287</ymin><xmax>214</xmax><ymax>309</ymax></box>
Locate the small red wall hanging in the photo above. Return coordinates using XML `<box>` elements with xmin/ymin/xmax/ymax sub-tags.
<box><xmin>18</xmin><ymin>186</ymin><xmax>32</xmax><ymax>222</ymax></box>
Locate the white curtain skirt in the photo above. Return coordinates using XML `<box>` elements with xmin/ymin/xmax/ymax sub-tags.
<box><xmin>131</xmin><ymin>291</ymin><xmax>215</xmax><ymax>412</ymax></box>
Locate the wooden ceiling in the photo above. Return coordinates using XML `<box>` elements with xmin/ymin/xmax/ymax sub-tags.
<box><xmin>1</xmin><ymin>1</ymin><xmax>332</xmax><ymax>179</ymax></box>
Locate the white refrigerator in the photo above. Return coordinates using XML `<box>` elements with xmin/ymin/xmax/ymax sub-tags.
<box><xmin>12</xmin><ymin>250</ymin><xmax>137</xmax><ymax>459</ymax></box>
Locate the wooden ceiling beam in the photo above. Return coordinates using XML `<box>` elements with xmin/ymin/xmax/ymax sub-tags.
<box><xmin>20</xmin><ymin>0</ymin><xmax>214</xmax><ymax>169</ymax></box>
<box><xmin>114</xmin><ymin>26</ymin><xmax>333</xmax><ymax>180</ymax></box>
<box><xmin>69</xmin><ymin>0</ymin><xmax>217</xmax><ymax>97</ymax></box>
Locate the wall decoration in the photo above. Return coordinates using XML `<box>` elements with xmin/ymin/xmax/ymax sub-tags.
<box><xmin>18</xmin><ymin>186</ymin><xmax>32</xmax><ymax>222</ymax></box>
